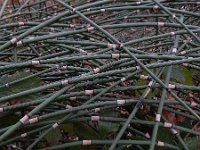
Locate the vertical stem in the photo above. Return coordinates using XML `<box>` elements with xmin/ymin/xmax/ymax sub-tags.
<box><xmin>0</xmin><ymin>0</ymin><xmax>9</xmax><ymax>18</ymax></box>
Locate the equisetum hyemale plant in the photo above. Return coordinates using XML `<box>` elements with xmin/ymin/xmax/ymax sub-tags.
<box><xmin>0</xmin><ymin>0</ymin><xmax>200</xmax><ymax>150</ymax></box>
